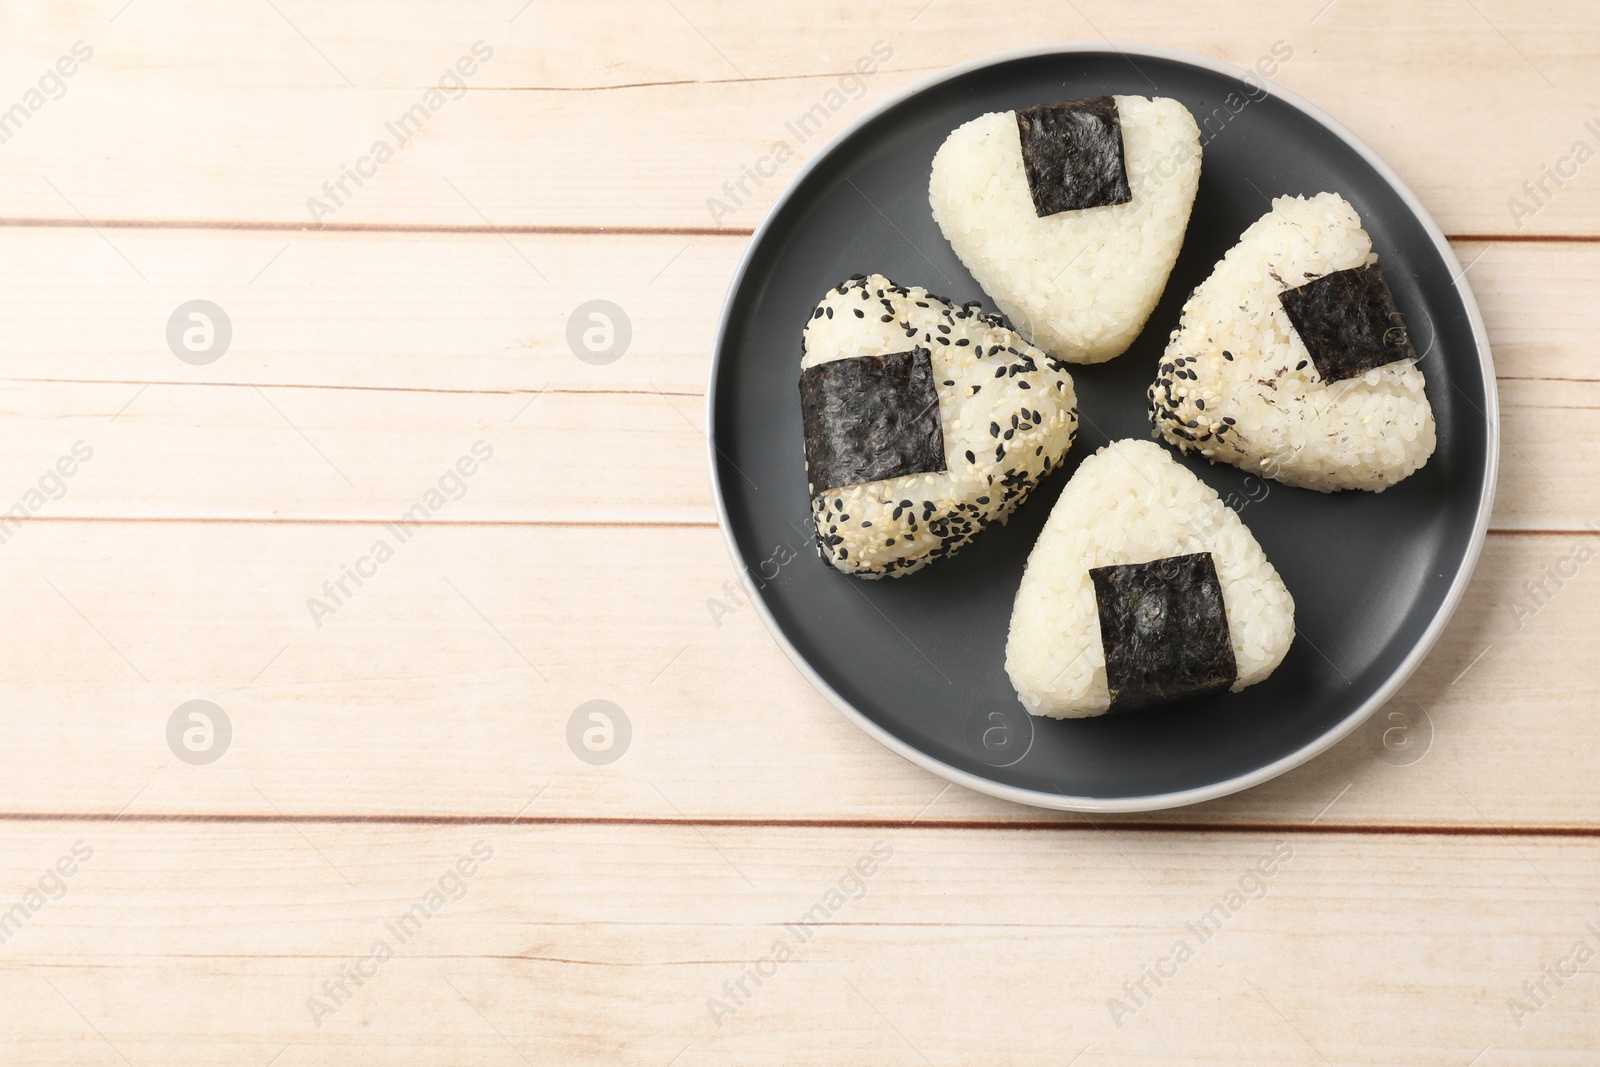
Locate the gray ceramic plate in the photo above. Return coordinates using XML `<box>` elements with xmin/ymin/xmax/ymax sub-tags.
<box><xmin>707</xmin><ymin>44</ymin><xmax>1496</xmax><ymax>812</ymax></box>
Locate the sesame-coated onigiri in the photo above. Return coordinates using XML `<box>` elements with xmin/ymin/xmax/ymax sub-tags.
<box><xmin>1149</xmin><ymin>192</ymin><xmax>1436</xmax><ymax>492</ymax></box>
<box><xmin>801</xmin><ymin>274</ymin><xmax>1079</xmax><ymax>578</ymax></box>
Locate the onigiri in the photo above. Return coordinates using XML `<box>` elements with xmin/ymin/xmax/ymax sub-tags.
<box><xmin>930</xmin><ymin>95</ymin><xmax>1202</xmax><ymax>364</ymax></box>
<box><xmin>1006</xmin><ymin>439</ymin><xmax>1294</xmax><ymax>717</ymax></box>
<box><xmin>1148</xmin><ymin>192</ymin><xmax>1436</xmax><ymax>491</ymax></box>
<box><xmin>801</xmin><ymin>273</ymin><xmax>1079</xmax><ymax>578</ymax></box>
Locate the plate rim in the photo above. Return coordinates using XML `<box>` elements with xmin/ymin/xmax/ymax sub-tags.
<box><xmin>705</xmin><ymin>41</ymin><xmax>1499</xmax><ymax>813</ymax></box>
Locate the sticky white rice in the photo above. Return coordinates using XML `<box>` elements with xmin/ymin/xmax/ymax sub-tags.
<box><xmin>929</xmin><ymin>95</ymin><xmax>1202</xmax><ymax>364</ymax></box>
<box><xmin>803</xmin><ymin>274</ymin><xmax>1078</xmax><ymax>578</ymax></box>
<box><xmin>1006</xmin><ymin>439</ymin><xmax>1294</xmax><ymax>718</ymax></box>
<box><xmin>1149</xmin><ymin>192</ymin><xmax>1437</xmax><ymax>492</ymax></box>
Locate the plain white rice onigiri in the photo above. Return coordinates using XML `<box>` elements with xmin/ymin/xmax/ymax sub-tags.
<box><xmin>929</xmin><ymin>96</ymin><xmax>1201</xmax><ymax>364</ymax></box>
<box><xmin>1149</xmin><ymin>192</ymin><xmax>1436</xmax><ymax>491</ymax></box>
<box><xmin>1006</xmin><ymin>439</ymin><xmax>1294</xmax><ymax>718</ymax></box>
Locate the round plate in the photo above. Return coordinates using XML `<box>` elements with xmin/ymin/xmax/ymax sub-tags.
<box><xmin>707</xmin><ymin>44</ymin><xmax>1496</xmax><ymax>812</ymax></box>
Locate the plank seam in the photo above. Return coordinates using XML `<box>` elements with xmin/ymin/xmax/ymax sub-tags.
<box><xmin>0</xmin><ymin>516</ymin><xmax>721</xmax><ymax>528</ymax></box>
<box><xmin>1</xmin><ymin>380</ymin><xmax>705</xmax><ymax>399</ymax></box>
<box><xmin>4</xmin><ymin>379</ymin><xmax>1587</xmax><ymax>397</ymax></box>
<box><xmin>1</xmin><ymin>218</ymin><xmax>1597</xmax><ymax>242</ymax></box>
<box><xmin>0</xmin><ymin>218</ymin><xmax>756</xmax><ymax>237</ymax></box>
<box><xmin>1</xmin><ymin>813</ymin><xmax>1597</xmax><ymax>837</ymax></box>
<box><xmin>0</xmin><ymin>518</ymin><xmax>1575</xmax><ymax>535</ymax></box>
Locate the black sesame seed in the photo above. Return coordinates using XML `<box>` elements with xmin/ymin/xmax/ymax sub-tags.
<box><xmin>881</xmin><ymin>314</ymin><xmax>894</xmax><ymax>322</ymax></box>
<box><xmin>853</xmin><ymin>308</ymin><xmax>864</xmax><ymax>318</ymax></box>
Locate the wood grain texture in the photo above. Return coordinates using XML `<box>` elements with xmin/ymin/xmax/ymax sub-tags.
<box><xmin>2</xmin><ymin>1</ymin><xmax>1595</xmax><ymax>1062</ymax></box>
<box><xmin>0</xmin><ymin>525</ymin><xmax>1590</xmax><ymax>828</ymax></box>
<box><xmin>0</xmin><ymin>374</ymin><xmax>1581</xmax><ymax>529</ymax></box>
<box><xmin>0</xmin><ymin>823</ymin><xmax>1596</xmax><ymax>1065</ymax></box>
<box><xmin>0</xmin><ymin>229</ymin><xmax>720</xmax><ymax>393</ymax></box>
<box><xmin>0</xmin><ymin>231</ymin><xmax>1587</xmax><ymax>392</ymax></box>
<box><xmin>0</xmin><ymin>2</ymin><xmax>1597</xmax><ymax>233</ymax></box>
<box><xmin>0</xmin><ymin>231</ymin><xmax>1589</xmax><ymax>529</ymax></box>
<box><xmin>2</xmin><ymin>232</ymin><xmax>1596</xmax><ymax>387</ymax></box>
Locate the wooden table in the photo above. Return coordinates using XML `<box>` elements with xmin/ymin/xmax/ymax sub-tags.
<box><xmin>0</xmin><ymin>2</ymin><xmax>1594</xmax><ymax>1062</ymax></box>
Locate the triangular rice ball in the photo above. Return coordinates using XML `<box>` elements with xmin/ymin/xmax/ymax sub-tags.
<box><xmin>1149</xmin><ymin>192</ymin><xmax>1436</xmax><ymax>491</ymax></box>
<box><xmin>801</xmin><ymin>274</ymin><xmax>1078</xmax><ymax>578</ymax></box>
<box><xmin>1007</xmin><ymin>439</ymin><xmax>1294</xmax><ymax>717</ymax></box>
<box><xmin>930</xmin><ymin>95</ymin><xmax>1201</xmax><ymax>364</ymax></box>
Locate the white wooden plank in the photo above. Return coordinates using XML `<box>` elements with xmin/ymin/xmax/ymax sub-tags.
<box><xmin>0</xmin><ymin>523</ymin><xmax>1590</xmax><ymax>828</ymax></box>
<box><xmin>0</xmin><ymin>230</ymin><xmax>1587</xmax><ymax>529</ymax></box>
<box><xmin>0</xmin><ymin>383</ymin><xmax>712</xmax><ymax>523</ymax></box>
<box><xmin>0</xmin><ymin>375</ymin><xmax>1575</xmax><ymax>529</ymax></box>
<box><xmin>0</xmin><ymin>229</ymin><xmax>724</xmax><ymax>395</ymax></box>
<box><xmin>0</xmin><ymin>2</ymin><xmax>1594</xmax><ymax>233</ymax></box>
<box><xmin>0</xmin><ymin>233</ymin><xmax>1590</xmax><ymax>392</ymax></box>
<box><xmin>0</xmin><ymin>821</ymin><xmax>1593</xmax><ymax>1064</ymax></box>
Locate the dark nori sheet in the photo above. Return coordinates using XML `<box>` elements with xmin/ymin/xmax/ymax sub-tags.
<box><xmin>799</xmin><ymin>347</ymin><xmax>946</xmax><ymax>495</ymax></box>
<box><xmin>1014</xmin><ymin>96</ymin><xmax>1132</xmax><ymax>217</ymax></box>
<box><xmin>1278</xmin><ymin>262</ymin><xmax>1416</xmax><ymax>382</ymax></box>
<box><xmin>1089</xmin><ymin>552</ymin><xmax>1238</xmax><ymax>712</ymax></box>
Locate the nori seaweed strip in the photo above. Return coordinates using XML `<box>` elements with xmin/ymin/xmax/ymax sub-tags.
<box><xmin>1278</xmin><ymin>262</ymin><xmax>1416</xmax><ymax>383</ymax></box>
<box><xmin>1014</xmin><ymin>96</ymin><xmax>1132</xmax><ymax>217</ymax></box>
<box><xmin>799</xmin><ymin>347</ymin><xmax>946</xmax><ymax>495</ymax></box>
<box><xmin>1089</xmin><ymin>553</ymin><xmax>1237</xmax><ymax>712</ymax></box>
